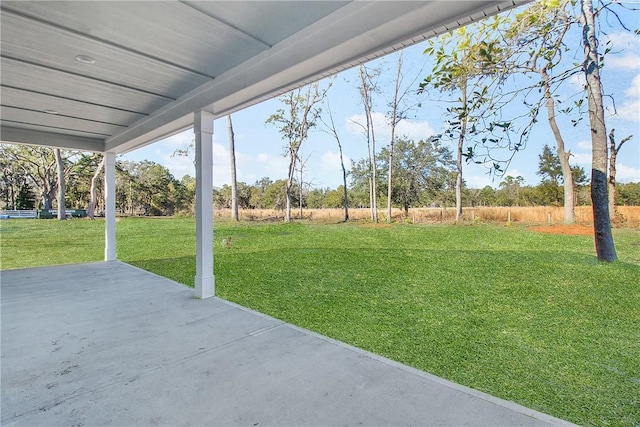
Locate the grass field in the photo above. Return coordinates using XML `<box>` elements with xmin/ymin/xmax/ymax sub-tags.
<box><xmin>1</xmin><ymin>217</ymin><xmax>639</xmax><ymax>426</ymax></box>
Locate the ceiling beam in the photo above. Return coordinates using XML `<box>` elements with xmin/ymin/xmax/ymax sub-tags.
<box><xmin>1</xmin><ymin>126</ymin><xmax>105</xmax><ymax>152</ymax></box>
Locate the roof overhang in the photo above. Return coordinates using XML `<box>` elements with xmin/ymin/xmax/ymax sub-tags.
<box><xmin>1</xmin><ymin>1</ymin><xmax>529</xmax><ymax>154</ymax></box>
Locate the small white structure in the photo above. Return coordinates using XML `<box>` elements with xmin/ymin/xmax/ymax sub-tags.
<box><xmin>0</xmin><ymin>1</ymin><xmax>527</xmax><ymax>298</ymax></box>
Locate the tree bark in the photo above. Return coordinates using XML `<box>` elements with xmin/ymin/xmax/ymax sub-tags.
<box><xmin>285</xmin><ymin>146</ymin><xmax>296</xmax><ymax>223</ymax></box>
<box><xmin>541</xmin><ymin>67</ymin><xmax>575</xmax><ymax>224</ymax></box>
<box><xmin>359</xmin><ymin>66</ymin><xmax>378</xmax><ymax>222</ymax></box>
<box><xmin>582</xmin><ymin>0</ymin><xmax>616</xmax><ymax>261</ymax></box>
<box><xmin>299</xmin><ymin>156</ymin><xmax>303</xmax><ymax>219</ymax></box>
<box><xmin>608</xmin><ymin>129</ymin><xmax>632</xmax><ymax>219</ymax></box>
<box><xmin>339</xmin><ymin>148</ymin><xmax>349</xmax><ymax>222</ymax></box>
<box><xmin>227</xmin><ymin>115</ymin><xmax>239</xmax><ymax>221</ymax></box>
<box><xmin>54</xmin><ymin>148</ymin><xmax>66</xmax><ymax>220</ymax></box>
<box><xmin>323</xmin><ymin>105</ymin><xmax>349</xmax><ymax>221</ymax></box>
<box><xmin>87</xmin><ymin>155</ymin><xmax>105</xmax><ymax>219</ymax></box>
<box><xmin>387</xmin><ymin>55</ymin><xmax>403</xmax><ymax>223</ymax></box>
<box><xmin>455</xmin><ymin>83</ymin><xmax>467</xmax><ymax>222</ymax></box>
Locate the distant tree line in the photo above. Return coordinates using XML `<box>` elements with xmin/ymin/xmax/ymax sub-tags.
<box><xmin>1</xmin><ymin>143</ymin><xmax>638</xmax><ymax>216</ymax></box>
<box><xmin>0</xmin><ymin>144</ymin><xmax>194</xmax><ymax>216</ymax></box>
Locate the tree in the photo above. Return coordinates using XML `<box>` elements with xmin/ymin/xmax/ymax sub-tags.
<box><xmin>504</xmin><ymin>0</ymin><xmax>581</xmax><ymax>224</ymax></box>
<box><xmin>537</xmin><ymin>144</ymin><xmax>565</xmax><ymax>205</ymax></box>
<box><xmin>365</xmin><ymin>137</ymin><xmax>455</xmax><ymax>214</ymax></box>
<box><xmin>320</xmin><ymin>102</ymin><xmax>350</xmax><ymax>221</ymax></box>
<box><xmin>608</xmin><ymin>129</ymin><xmax>633</xmax><ymax>217</ymax></box>
<box><xmin>497</xmin><ymin>175</ymin><xmax>526</xmax><ymax>206</ymax></box>
<box><xmin>420</xmin><ymin>18</ymin><xmax>506</xmax><ymax>221</ymax></box>
<box><xmin>88</xmin><ymin>155</ymin><xmax>105</xmax><ymax>219</ymax></box>
<box><xmin>227</xmin><ymin>115</ymin><xmax>239</xmax><ymax>221</ymax></box>
<box><xmin>358</xmin><ymin>64</ymin><xmax>381</xmax><ymax>222</ymax></box>
<box><xmin>251</xmin><ymin>177</ymin><xmax>273</xmax><ymax>209</ymax></box>
<box><xmin>262</xmin><ymin>179</ymin><xmax>289</xmax><ymax>211</ymax></box>
<box><xmin>384</xmin><ymin>52</ymin><xmax>424</xmax><ymax>222</ymax></box>
<box><xmin>15</xmin><ymin>184</ymin><xmax>36</xmax><ymax>209</ymax></box>
<box><xmin>0</xmin><ymin>144</ymin><xmax>79</xmax><ymax>211</ymax></box>
<box><xmin>118</xmin><ymin>160</ymin><xmax>182</xmax><ymax>216</ymax></box>
<box><xmin>581</xmin><ymin>0</ymin><xmax>616</xmax><ymax>261</ymax></box>
<box><xmin>0</xmin><ymin>144</ymin><xmax>58</xmax><ymax>209</ymax></box>
<box><xmin>618</xmin><ymin>182</ymin><xmax>640</xmax><ymax>206</ymax></box>
<box><xmin>296</xmin><ymin>152</ymin><xmax>312</xmax><ymax>219</ymax></box>
<box><xmin>538</xmin><ymin>144</ymin><xmax>563</xmax><ymax>187</ymax></box>
<box><xmin>266</xmin><ymin>82</ymin><xmax>328</xmax><ymax>222</ymax></box>
<box><xmin>54</xmin><ymin>148</ymin><xmax>66</xmax><ymax>220</ymax></box>
<box><xmin>0</xmin><ymin>152</ymin><xmax>27</xmax><ymax>210</ymax></box>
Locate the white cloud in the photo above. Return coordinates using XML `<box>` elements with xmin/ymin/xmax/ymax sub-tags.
<box><xmin>462</xmin><ymin>162</ymin><xmax>530</xmax><ymax>189</ymax></box>
<box><xmin>571</xmin><ymin>151</ymin><xmax>592</xmax><ymax>169</ymax></box>
<box><xmin>571</xmin><ymin>141</ymin><xmax>592</xmax><ymax>170</ymax></box>
<box><xmin>604</xmin><ymin>32</ymin><xmax>638</xmax><ymax>51</ymax></box>
<box><xmin>616</xmin><ymin>164</ymin><xmax>640</xmax><ymax>183</ymax></box>
<box><xmin>161</xmin><ymin>152</ymin><xmax>194</xmax><ymax>181</ymax></box>
<box><xmin>320</xmin><ymin>150</ymin><xmax>347</xmax><ymax>173</ymax></box>
<box><xmin>345</xmin><ymin>112</ymin><xmax>437</xmax><ymax>142</ymax></box>
<box><xmin>465</xmin><ymin>174</ymin><xmax>494</xmax><ymax>189</ymax></box>
<box><xmin>608</xmin><ymin>54</ymin><xmax>640</xmax><ymax>71</ymax></box>
<box><xmin>569</xmin><ymin>73</ymin><xmax>586</xmax><ymax>90</ymax></box>
<box><xmin>617</xmin><ymin>74</ymin><xmax>640</xmax><ymax>122</ymax></box>
<box><xmin>255</xmin><ymin>153</ymin><xmax>288</xmax><ymax>174</ymax></box>
<box><xmin>161</xmin><ymin>130</ymin><xmax>194</xmax><ymax>149</ymax></box>
<box><xmin>233</xmin><ymin>152</ymin><xmax>288</xmax><ymax>186</ymax></box>
<box><xmin>577</xmin><ymin>140</ymin><xmax>592</xmax><ymax>150</ymax></box>
<box><xmin>603</xmin><ymin>32</ymin><xmax>639</xmax><ymax>71</ymax></box>
<box><xmin>150</xmin><ymin>132</ymin><xmax>292</xmax><ymax>187</ymax></box>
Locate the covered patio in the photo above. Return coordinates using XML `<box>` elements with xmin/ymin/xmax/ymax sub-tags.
<box><xmin>0</xmin><ymin>1</ymin><xmax>576</xmax><ymax>425</ymax></box>
<box><xmin>1</xmin><ymin>262</ymin><xmax>572</xmax><ymax>426</ymax></box>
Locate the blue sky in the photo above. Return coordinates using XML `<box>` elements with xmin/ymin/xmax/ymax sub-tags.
<box><xmin>123</xmin><ymin>6</ymin><xmax>640</xmax><ymax>190</ymax></box>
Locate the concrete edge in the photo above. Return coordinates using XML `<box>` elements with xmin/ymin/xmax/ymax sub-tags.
<box><xmin>216</xmin><ymin>297</ymin><xmax>577</xmax><ymax>427</ymax></box>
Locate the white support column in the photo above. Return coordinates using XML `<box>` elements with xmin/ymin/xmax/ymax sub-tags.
<box><xmin>194</xmin><ymin>111</ymin><xmax>215</xmax><ymax>299</ymax></box>
<box><xmin>104</xmin><ymin>152</ymin><xmax>117</xmax><ymax>261</ymax></box>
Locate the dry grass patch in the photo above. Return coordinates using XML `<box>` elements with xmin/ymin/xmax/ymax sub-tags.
<box><xmin>529</xmin><ymin>224</ymin><xmax>594</xmax><ymax>236</ymax></box>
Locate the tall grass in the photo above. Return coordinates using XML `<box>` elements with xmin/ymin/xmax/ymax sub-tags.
<box><xmin>216</xmin><ymin>205</ymin><xmax>640</xmax><ymax>226</ymax></box>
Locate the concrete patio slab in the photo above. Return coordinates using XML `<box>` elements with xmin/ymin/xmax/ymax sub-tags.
<box><xmin>1</xmin><ymin>262</ymin><xmax>574</xmax><ymax>426</ymax></box>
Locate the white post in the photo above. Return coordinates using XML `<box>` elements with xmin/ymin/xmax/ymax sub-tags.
<box><xmin>104</xmin><ymin>152</ymin><xmax>117</xmax><ymax>261</ymax></box>
<box><xmin>194</xmin><ymin>111</ymin><xmax>215</xmax><ymax>299</ymax></box>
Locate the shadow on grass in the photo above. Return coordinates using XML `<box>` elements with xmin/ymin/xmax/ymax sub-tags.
<box><xmin>125</xmin><ymin>256</ymin><xmax>195</xmax><ymax>287</ymax></box>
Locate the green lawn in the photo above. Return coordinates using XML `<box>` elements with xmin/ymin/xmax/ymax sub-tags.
<box><xmin>1</xmin><ymin>217</ymin><xmax>639</xmax><ymax>426</ymax></box>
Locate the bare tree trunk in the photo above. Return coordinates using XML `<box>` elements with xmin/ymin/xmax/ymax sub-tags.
<box><xmin>299</xmin><ymin>156</ymin><xmax>303</xmax><ymax>219</ymax></box>
<box><xmin>387</xmin><ymin>139</ymin><xmax>395</xmax><ymax>223</ymax></box>
<box><xmin>387</xmin><ymin>54</ymin><xmax>403</xmax><ymax>224</ymax></box>
<box><xmin>54</xmin><ymin>148</ymin><xmax>66</xmax><ymax>220</ymax></box>
<box><xmin>608</xmin><ymin>129</ymin><xmax>632</xmax><ymax>219</ymax></box>
<box><xmin>359</xmin><ymin>65</ymin><xmax>378</xmax><ymax>223</ymax></box>
<box><xmin>227</xmin><ymin>115</ymin><xmax>239</xmax><ymax>221</ymax></box>
<box><xmin>340</xmin><ymin>153</ymin><xmax>349</xmax><ymax>222</ymax></box>
<box><xmin>455</xmin><ymin>85</ymin><xmax>467</xmax><ymax>222</ymax></box>
<box><xmin>582</xmin><ymin>0</ymin><xmax>616</xmax><ymax>261</ymax></box>
<box><xmin>370</xmin><ymin>114</ymin><xmax>378</xmax><ymax>223</ymax></box>
<box><xmin>541</xmin><ymin>68</ymin><xmax>575</xmax><ymax>224</ymax></box>
<box><xmin>323</xmin><ymin>105</ymin><xmax>349</xmax><ymax>221</ymax></box>
<box><xmin>88</xmin><ymin>155</ymin><xmax>105</xmax><ymax>219</ymax></box>
<box><xmin>285</xmin><ymin>150</ymin><xmax>295</xmax><ymax>223</ymax></box>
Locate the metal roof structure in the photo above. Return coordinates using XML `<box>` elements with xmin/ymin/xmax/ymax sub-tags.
<box><xmin>1</xmin><ymin>1</ymin><xmax>528</xmax><ymax>155</ymax></box>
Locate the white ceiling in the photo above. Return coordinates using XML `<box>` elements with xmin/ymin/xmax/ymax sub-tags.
<box><xmin>0</xmin><ymin>1</ymin><xmax>528</xmax><ymax>154</ymax></box>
